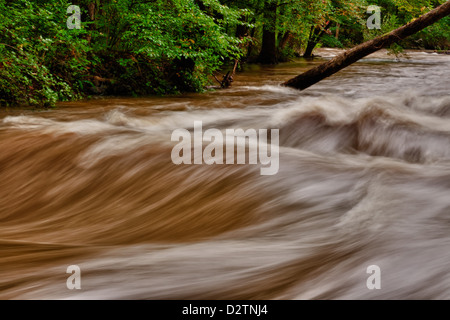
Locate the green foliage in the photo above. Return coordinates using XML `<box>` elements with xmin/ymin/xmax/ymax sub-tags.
<box><xmin>0</xmin><ymin>0</ymin><xmax>246</xmax><ymax>107</ymax></box>
<box><xmin>362</xmin><ymin>1</ymin><xmax>449</xmax><ymax>53</ymax></box>
<box><xmin>409</xmin><ymin>15</ymin><xmax>450</xmax><ymax>50</ymax></box>
<box><xmin>0</xmin><ymin>0</ymin><xmax>448</xmax><ymax>107</ymax></box>
<box><xmin>0</xmin><ymin>0</ymin><xmax>89</xmax><ymax>107</ymax></box>
<box><xmin>321</xmin><ymin>34</ymin><xmax>344</xmax><ymax>48</ymax></box>
<box><xmin>115</xmin><ymin>0</ymin><xmax>245</xmax><ymax>92</ymax></box>
<box><xmin>363</xmin><ymin>11</ymin><xmax>401</xmax><ymax>41</ymax></box>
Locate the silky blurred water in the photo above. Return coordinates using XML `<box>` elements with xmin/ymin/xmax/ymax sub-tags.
<box><xmin>1</xmin><ymin>49</ymin><xmax>449</xmax><ymax>299</ymax></box>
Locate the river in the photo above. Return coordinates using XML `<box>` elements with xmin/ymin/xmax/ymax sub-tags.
<box><xmin>0</xmin><ymin>48</ymin><xmax>449</xmax><ymax>299</ymax></box>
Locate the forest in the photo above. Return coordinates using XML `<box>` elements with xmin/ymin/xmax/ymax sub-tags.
<box><xmin>0</xmin><ymin>0</ymin><xmax>449</xmax><ymax>107</ymax></box>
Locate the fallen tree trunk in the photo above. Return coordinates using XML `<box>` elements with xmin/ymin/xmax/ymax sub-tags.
<box><xmin>283</xmin><ymin>1</ymin><xmax>450</xmax><ymax>90</ymax></box>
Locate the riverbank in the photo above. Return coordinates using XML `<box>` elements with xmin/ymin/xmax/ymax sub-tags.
<box><xmin>2</xmin><ymin>47</ymin><xmax>448</xmax><ymax>114</ymax></box>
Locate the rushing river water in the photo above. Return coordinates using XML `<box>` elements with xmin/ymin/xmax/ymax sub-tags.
<box><xmin>0</xmin><ymin>49</ymin><xmax>449</xmax><ymax>299</ymax></box>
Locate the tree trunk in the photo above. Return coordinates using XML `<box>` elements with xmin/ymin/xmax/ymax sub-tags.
<box><xmin>303</xmin><ymin>21</ymin><xmax>331</xmax><ymax>58</ymax></box>
<box><xmin>85</xmin><ymin>2</ymin><xmax>97</xmax><ymax>44</ymax></box>
<box><xmin>278</xmin><ymin>31</ymin><xmax>292</xmax><ymax>52</ymax></box>
<box><xmin>284</xmin><ymin>1</ymin><xmax>450</xmax><ymax>90</ymax></box>
<box><xmin>246</xmin><ymin>24</ymin><xmax>257</xmax><ymax>61</ymax></box>
<box><xmin>302</xmin><ymin>39</ymin><xmax>316</xmax><ymax>58</ymax></box>
<box><xmin>258</xmin><ymin>29</ymin><xmax>278</xmax><ymax>64</ymax></box>
<box><xmin>302</xmin><ymin>26</ymin><xmax>316</xmax><ymax>58</ymax></box>
<box><xmin>257</xmin><ymin>2</ymin><xmax>278</xmax><ymax>64</ymax></box>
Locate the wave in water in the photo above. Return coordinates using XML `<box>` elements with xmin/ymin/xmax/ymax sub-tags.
<box><xmin>0</xmin><ymin>92</ymin><xmax>449</xmax><ymax>299</ymax></box>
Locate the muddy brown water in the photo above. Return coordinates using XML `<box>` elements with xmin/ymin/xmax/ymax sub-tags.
<box><xmin>1</xmin><ymin>49</ymin><xmax>449</xmax><ymax>299</ymax></box>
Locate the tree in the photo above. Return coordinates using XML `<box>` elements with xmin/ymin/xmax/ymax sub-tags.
<box><xmin>283</xmin><ymin>1</ymin><xmax>450</xmax><ymax>90</ymax></box>
<box><xmin>255</xmin><ymin>0</ymin><xmax>334</xmax><ymax>63</ymax></box>
<box><xmin>257</xmin><ymin>0</ymin><xmax>278</xmax><ymax>64</ymax></box>
<box><xmin>302</xmin><ymin>0</ymin><xmax>368</xmax><ymax>58</ymax></box>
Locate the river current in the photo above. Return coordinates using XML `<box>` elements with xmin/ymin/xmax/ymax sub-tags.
<box><xmin>1</xmin><ymin>49</ymin><xmax>449</xmax><ymax>299</ymax></box>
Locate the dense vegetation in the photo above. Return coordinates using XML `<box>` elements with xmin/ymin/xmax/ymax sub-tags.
<box><xmin>0</xmin><ymin>0</ymin><xmax>448</xmax><ymax>107</ymax></box>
